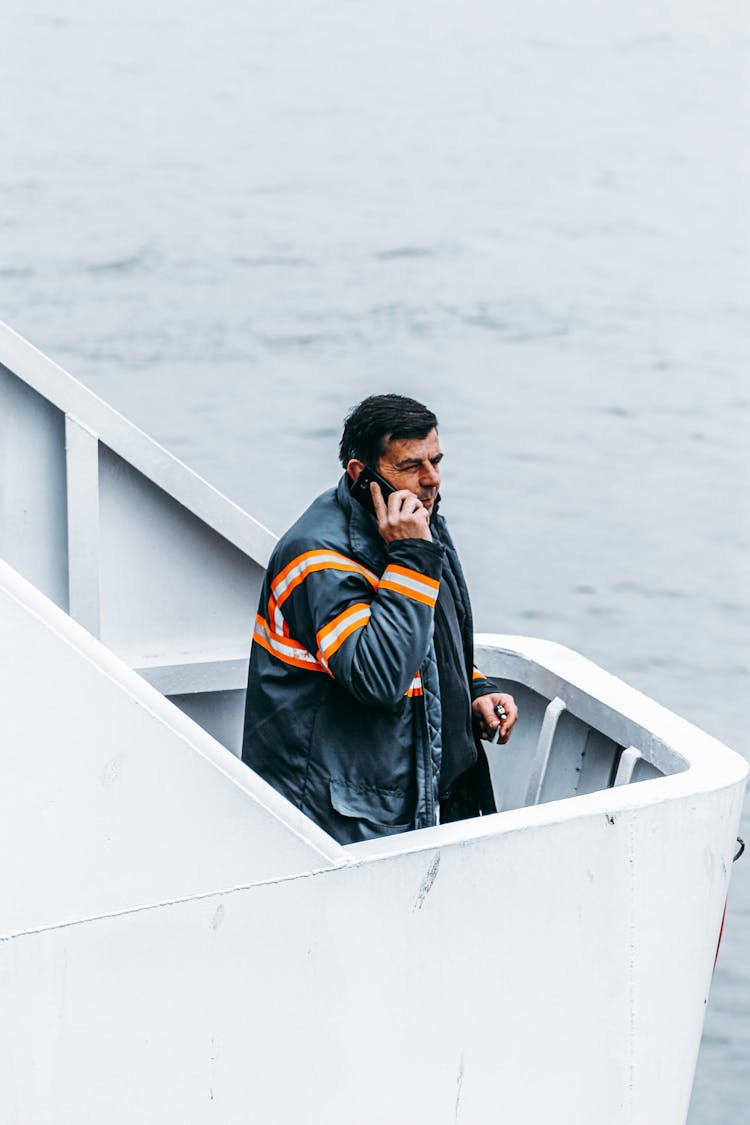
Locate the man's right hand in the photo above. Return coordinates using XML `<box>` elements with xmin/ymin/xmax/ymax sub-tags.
<box><xmin>371</xmin><ymin>483</ymin><xmax>432</xmax><ymax>542</ymax></box>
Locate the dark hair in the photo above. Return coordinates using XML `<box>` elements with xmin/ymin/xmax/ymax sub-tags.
<box><xmin>339</xmin><ymin>394</ymin><xmax>438</xmax><ymax>469</ymax></box>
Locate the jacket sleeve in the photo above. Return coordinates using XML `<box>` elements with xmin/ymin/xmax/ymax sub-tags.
<box><xmin>471</xmin><ymin>667</ymin><xmax>498</xmax><ymax>702</ymax></box>
<box><xmin>273</xmin><ymin>538</ymin><xmax>445</xmax><ymax>708</ymax></box>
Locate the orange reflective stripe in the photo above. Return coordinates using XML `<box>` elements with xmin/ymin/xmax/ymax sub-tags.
<box><xmin>316</xmin><ymin>603</ymin><xmax>371</xmax><ymax>666</ymax></box>
<box><xmin>253</xmin><ymin>614</ymin><xmax>326</xmax><ymax>673</ymax></box>
<box><xmin>472</xmin><ymin>668</ymin><xmax>485</xmax><ymax>681</ymax></box>
<box><xmin>378</xmin><ymin>579</ymin><xmax>435</xmax><ymax>607</ymax></box>
<box><xmin>384</xmin><ymin>563</ymin><xmax>440</xmax><ymax>593</ymax></box>
<box><xmin>405</xmin><ymin>672</ymin><xmax>423</xmax><ymax>697</ymax></box>
<box><xmin>379</xmin><ymin>564</ymin><xmax>440</xmax><ymax>608</ymax></box>
<box><xmin>268</xmin><ymin>550</ymin><xmax>378</xmax><ymax>634</ymax></box>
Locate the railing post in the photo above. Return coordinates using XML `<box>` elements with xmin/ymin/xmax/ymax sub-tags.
<box><xmin>613</xmin><ymin>746</ymin><xmax>643</xmax><ymax>787</ymax></box>
<box><xmin>65</xmin><ymin>415</ymin><xmax>101</xmax><ymax>637</ymax></box>
<box><xmin>525</xmin><ymin>696</ymin><xmax>567</xmax><ymax>805</ymax></box>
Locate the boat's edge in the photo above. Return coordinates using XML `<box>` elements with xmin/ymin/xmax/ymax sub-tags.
<box><xmin>476</xmin><ymin>632</ymin><xmax>748</xmax><ymax>786</ymax></box>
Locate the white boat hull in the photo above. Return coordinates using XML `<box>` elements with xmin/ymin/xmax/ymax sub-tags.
<box><xmin>0</xmin><ymin>322</ymin><xmax>745</xmax><ymax>1123</ymax></box>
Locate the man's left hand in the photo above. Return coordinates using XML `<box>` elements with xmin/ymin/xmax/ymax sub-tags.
<box><xmin>472</xmin><ymin>693</ymin><xmax>518</xmax><ymax>744</ymax></box>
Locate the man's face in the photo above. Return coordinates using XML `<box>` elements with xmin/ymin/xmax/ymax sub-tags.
<box><xmin>376</xmin><ymin>428</ymin><xmax>442</xmax><ymax>513</ymax></box>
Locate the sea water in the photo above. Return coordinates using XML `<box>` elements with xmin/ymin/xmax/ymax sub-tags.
<box><xmin>2</xmin><ymin>2</ymin><xmax>748</xmax><ymax>1118</ymax></box>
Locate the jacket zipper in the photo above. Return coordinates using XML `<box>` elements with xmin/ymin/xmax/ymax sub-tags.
<box><xmin>421</xmin><ymin>691</ymin><xmax>436</xmax><ymax>827</ymax></box>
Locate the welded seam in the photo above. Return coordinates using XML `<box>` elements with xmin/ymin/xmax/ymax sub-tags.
<box><xmin>0</xmin><ymin>862</ymin><xmax>341</xmax><ymax>945</ymax></box>
<box><xmin>0</xmin><ymin>579</ymin><xmax>343</xmax><ymax>867</ymax></box>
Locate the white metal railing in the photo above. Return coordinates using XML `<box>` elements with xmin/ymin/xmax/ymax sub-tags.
<box><xmin>0</xmin><ymin>321</ymin><xmax>276</xmax><ymax>753</ymax></box>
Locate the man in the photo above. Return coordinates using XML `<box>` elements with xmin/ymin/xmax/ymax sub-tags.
<box><xmin>241</xmin><ymin>394</ymin><xmax>517</xmax><ymax>844</ymax></box>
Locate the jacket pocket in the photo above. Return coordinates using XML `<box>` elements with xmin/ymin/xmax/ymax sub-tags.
<box><xmin>329</xmin><ymin>780</ymin><xmax>411</xmax><ymax>841</ymax></box>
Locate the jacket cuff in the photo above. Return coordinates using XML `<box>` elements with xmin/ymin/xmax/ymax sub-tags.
<box><xmin>385</xmin><ymin>538</ymin><xmax>445</xmax><ymax>582</ymax></box>
<box><xmin>470</xmin><ymin>675</ymin><xmax>497</xmax><ymax>702</ymax></box>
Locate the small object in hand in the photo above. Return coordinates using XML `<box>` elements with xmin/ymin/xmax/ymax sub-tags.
<box><xmin>491</xmin><ymin>703</ymin><xmax>507</xmax><ymax>745</ymax></box>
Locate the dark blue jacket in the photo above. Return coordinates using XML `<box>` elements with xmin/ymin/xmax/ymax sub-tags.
<box><xmin>241</xmin><ymin>475</ymin><xmax>496</xmax><ymax>843</ymax></box>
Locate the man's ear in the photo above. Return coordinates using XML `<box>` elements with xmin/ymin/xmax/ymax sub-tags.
<box><xmin>346</xmin><ymin>459</ymin><xmax>365</xmax><ymax>483</ymax></box>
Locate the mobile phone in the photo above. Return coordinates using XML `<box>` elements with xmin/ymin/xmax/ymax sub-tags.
<box><xmin>348</xmin><ymin>465</ymin><xmax>396</xmax><ymax>516</ymax></box>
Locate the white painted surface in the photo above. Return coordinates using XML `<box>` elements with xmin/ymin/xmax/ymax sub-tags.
<box><xmin>64</xmin><ymin>415</ymin><xmax>101</xmax><ymax>636</ymax></box>
<box><xmin>97</xmin><ymin>444</ymin><xmax>263</xmax><ymax>668</ymax></box>
<box><xmin>0</xmin><ymin>559</ymin><xmax>343</xmax><ymax>935</ymax></box>
<box><xmin>0</xmin><ymin>361</ymin><xmax>69</xmax><ymax>610</ymax></box>
<box><xmin>0</xmin><ymin>785</ymin><xmax>742</xmax><ymax>1125</ymax></box>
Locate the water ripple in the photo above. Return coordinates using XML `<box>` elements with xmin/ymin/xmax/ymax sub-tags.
<box><xmin>87</xmin><ymin>250</ymin><xmax>153</xmax><ymax>275</ymax></box>
<box><xmin>234</xmin><ymin>255</ymin><xmax>311</xmax><ymax>268</ymax></box>
<box><xmin>375</xmin><ymin>246</ymin><xmax>437</xmax><ymax>261</ymax></box>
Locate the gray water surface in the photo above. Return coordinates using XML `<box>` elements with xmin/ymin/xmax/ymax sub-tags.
<box><xmin>2</xmin><ymin>2</ymin><xmax>748</xmax><ymax>1119</ymax></box>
